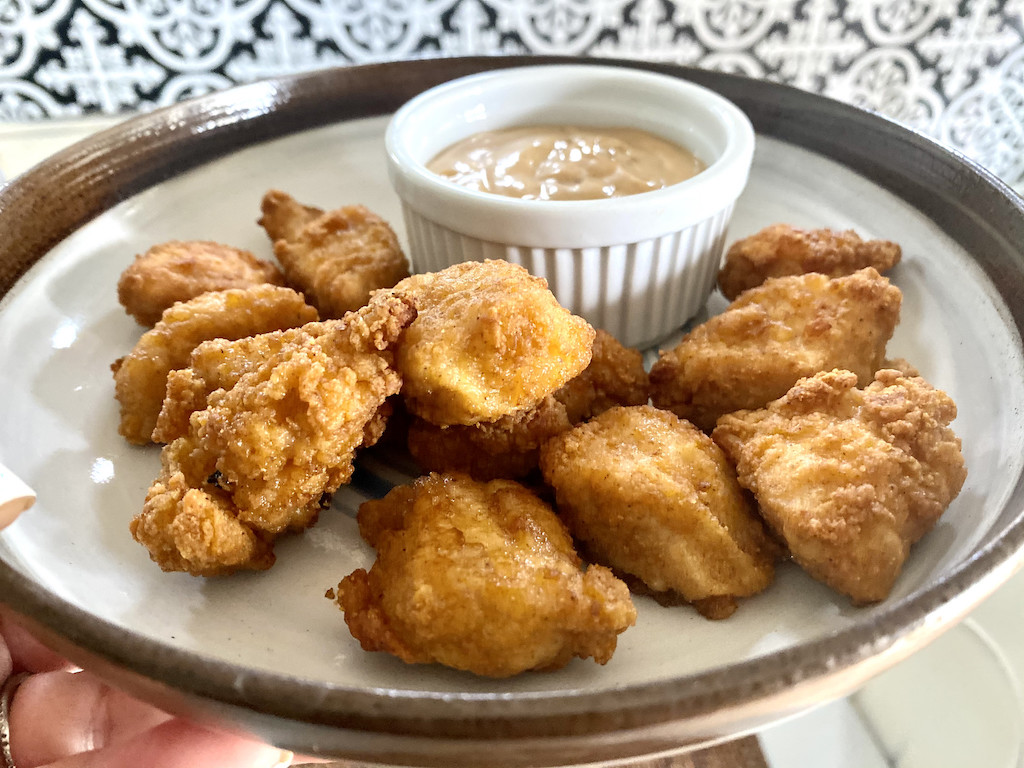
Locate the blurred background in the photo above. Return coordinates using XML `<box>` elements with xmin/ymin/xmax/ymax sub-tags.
<box><xmin>1</xmin><ymin>0</ymin><xmax>1022</xmax><ymax>187</ymax></box>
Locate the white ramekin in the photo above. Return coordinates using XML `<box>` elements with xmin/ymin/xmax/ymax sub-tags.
<box><xmin>385</xmin><ymin>64</ymin><xmax>755</xmax><ymax>349</ymax></box>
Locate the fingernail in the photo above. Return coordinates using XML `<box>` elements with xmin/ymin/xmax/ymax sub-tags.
<box><xmin>261</xmin><ymin>749</ymin><xmax>294</xmax><ymax>768</ymax></box>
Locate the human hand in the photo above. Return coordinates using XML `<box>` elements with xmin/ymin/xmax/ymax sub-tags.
<box><xmin>0</xmin><ymin>609</ymin><xmax>296</xmax><ymax>768</ymax></box>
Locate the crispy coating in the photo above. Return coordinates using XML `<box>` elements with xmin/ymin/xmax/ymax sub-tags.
<box><xmin>152</xmin><ymin>325</ymin><xmax>316</xmax><ymax>444</ymax></box>
<box><xmin>407</xmin><ymin>396</ymin><xmax>572</xmax><ymax>481</ymax></box>
<box><xmin>259</xmin><ymin>190</ymin><xmax>410</xmax><ymax>318</ymax></box>
<box><xmin>128</xmin><ymin>437</ymin><xmax>276</xmax><ymax>575</ymax></box>
<box><xmin>649</xmin><ymin>268</ymin><xmax>902</xmax><ymax>432</ymax></box>
<box><xmin>407</xmin><ymin>330</ymin><xmax>649</xmax><ymax>480</ymax></box>
<box><xmin>540</xmin><ymin>405</ymin><xmax>776</xmax><ymax>617</ymax></box>
<box><xmin>153</xmin><ymin>325</ymin><xmax>393</xmax><ymax>450</ymax></box>
<box><xmin>712</xmin><ymin>368</ymin><xmax>966</xmax><ymax>604</ymax></box>
<box><xmin>552</xmin><ymin>329</ymin><xmax>651</xmax><ymax>423</ymax></box>
<box><xmin>718</xmin><ymin>224</ymin><xmax>902</xmax><ymax>300</ymax></box>
<box><xmin>116</xmin><ymin>240</ymin><xmax>286</xmax><ymax>326</ymax></box>
<box><xmin>130</xmin><ymin>292</ymin><xmax>417</xmax><ymax>575</ymax></box>
<box><xmin>112</xmin><ymin>285</ymin><xmax>318</xmax><ymax>445</ymax></box>
<box><xmin>394</xmin><ymin>260</ymin><xmax>596</xmax><ymax>426</ymax></box>
<box><xmin>336</xmin><ymin>473</ymin><xmax>636</xmax><ymax>677</ymax></box>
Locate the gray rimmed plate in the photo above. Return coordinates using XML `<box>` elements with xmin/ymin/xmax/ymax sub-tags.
<box><xmin>1</xmin><ymin>57</ymin><xmax>1023</xmax><ymax>766</ymax></box>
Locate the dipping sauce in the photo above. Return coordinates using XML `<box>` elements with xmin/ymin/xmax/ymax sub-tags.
<box><xmin>427</xmin><ymin>125</ymin><xmax>705</xmax><ymax>201</ymax></box>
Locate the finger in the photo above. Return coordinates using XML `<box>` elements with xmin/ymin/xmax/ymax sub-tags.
<box><xmin>9</xmin><ymin>670</ymin><xmax>172</xmax><ymax>768</ymax></box>
<box><xmin>40</xmin><ymin>719</ymin><xmax>293</xmax><ymax>768</ymax></box>
<box><xmin>0</xmin><ymin>624</ymin><xmax>11</xmax><ymax>683</ymax></box>
<box><xmin>0</xmin><ymin>609</ymin><xmax>76</xmax><ymax>674</ymax></box>
<box><xmin>0</xmin><ymin>462</ymin><xmax>35</xmax><ymax>529</ymax></box>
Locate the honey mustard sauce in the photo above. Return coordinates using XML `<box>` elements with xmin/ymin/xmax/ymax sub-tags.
<box><xmin>426</xmin><ymin>125</ymin><xmax>705</xmax><ymax>201</ymax></box>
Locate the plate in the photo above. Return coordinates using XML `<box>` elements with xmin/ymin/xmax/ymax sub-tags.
<box><xmin>2</xmin><ymin>57</ymin><xmax>1024</xmax><ymax>765</ymax></box>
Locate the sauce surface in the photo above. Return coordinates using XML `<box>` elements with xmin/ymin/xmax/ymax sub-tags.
<box><xmin>427</xmin><ymin>125</ymin><xmax>705</xmax><ymax>201</ymax></box>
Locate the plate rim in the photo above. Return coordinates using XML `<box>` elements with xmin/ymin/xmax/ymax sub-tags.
<box><xmin>2</xmin><ymin>55</ymin><xmax>1024</xmax><ymax>743</ymax></box>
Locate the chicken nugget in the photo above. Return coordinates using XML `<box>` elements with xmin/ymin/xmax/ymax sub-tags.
<box><xmin>130</xmin><ymin>292</ymin><xmax>417</xmax><ymax>575</ymax></box>
<box><xmin>154</xmin><ymin>327</ymin><xmax>394</xmax><ymax>451</ymax></box>
<box><xmin>395</xmin><ymin>260</ymin><xmax>596</xmax><ymax>426</ymax></box>
<box><xmin>406</xmin><ymin>329</ymin><xmax>649</xmax><ymax>479</ymax></box>
<box><xmin>712</xmin><ymin>368</ymin><xmax>966</xmax><ymax>604</ymax></box>
<box><xmin>116</xmin><ymin>240</ymin><xmax>286</xmax><ymax>326</ymax></box>
<box><xmin>649</xmin><ymin>268</ymin><xmax>901</xmax><ymax>432</ymax></box>
<box><xmin>540</xmin><ymin>405</ymin><xmax>776</xmax><ymax>618</ymax></box>
<box><xmin>718</xmin><ymin>224</ymin><xmax>902</xmax><ymax>300</ymax></box>
<box><xmin>112</xmin><ymin>284</ymin><xmax>318</xmax><ymax>445</ymax></box>
<box><xmin>335</xmin><ymin>473</ymin><xmax>636</xmax><ymax>677</ymax></box>
<box><xmin>407</xmin><ymin>396</ymin><xmax>572</xmax><ymax>481</ymax></box>
<box><xmin>258</xmin><ymin>189</ymin><xmax>323</xmax><ymax>242</ymax></box>
<box><xmin>259</xmin><ymin>190</ymin><xmax>409</xmax><ymax>318</ymax></box>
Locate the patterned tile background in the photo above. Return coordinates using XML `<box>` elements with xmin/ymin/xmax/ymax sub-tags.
<box><xmin>1</xmin><ymin>0</ymin><xmax>1022</xmax><ymax>185</ymax></box>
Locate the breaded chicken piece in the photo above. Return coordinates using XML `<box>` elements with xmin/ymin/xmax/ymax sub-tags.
<box><xmin>718</xmin><ymin>224</ymin><xmax>902</xmax><ymax>300</ymax></box>
<box><xmin>407</xmin><ymin>329</ymin><xmax>649</xmax><ymax>480</ymax></box>
<box><xmin>130</xmin><ymin>293</ymin><xmax>417</xmax><ymax>575</ymax></box>
<box><xmin>649</xmin><ymin>268</ymin><xmax>902</xmax><ymax>432</ymax></box>
<box><xmin>128</xmin><ymin>437</ymin><xmax>276</xmax><ymax>575</ymax></box>
<box><xmin>335</xmin><ymin>473</ymin><xmax>636</xmax><ymax>677</ymax></box>
<box><xmin>258</xmin><ymin>190</ymin><xmax>409</xmax><ymax>318</ymax></box>
<box><xmin>394</xmin><ymin>260</ymin><xmax>596</xmax><ymax>426</ymax></box>
<box><xmin>152</xmin><ymin>325</ymin><xmax>317</xmax><ymax>444</ymax></box>
<box><xmin>540</xmin><ymin>405</ymin><xmax>776</xmax><ymax>618</ymax></box>
<box><xmin>257</xmin><ymin>189</ymin><xmax>323</xmax><ymax>242</ymax></box>
<box><xmin>116</xmin><ymin>240</ymin><xmax>286</xmax><ymax>326</ymax></box>
<box><xmin>407</xmin><ymin>396</ymin><xmax>572</xmax><ymax>481</ymax></box>
<box><xmin>112</xmin><ymin>285</ymin><xmax>318</xmax><ymax>445</ymax></box>
<box><xmin>154</xmin><ymin>325</ymin><xmax>392</xmax><ymax>449</ymax></box>
<box><xmin>712</xmin><ymin>368</ymin><xmax>966</xmax><ymax>604</ymax></box>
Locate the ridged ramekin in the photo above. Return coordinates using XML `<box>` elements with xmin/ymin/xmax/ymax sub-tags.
<box><xmin>385</xmin><ymin>64</ymin><xmax>755</xmax><ymax>348</ymax></box>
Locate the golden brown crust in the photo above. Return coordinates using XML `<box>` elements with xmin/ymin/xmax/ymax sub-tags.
<box><xmin>649</xmin><ymin>268</ymin><xmax>902</xmax><ymax>432</ymax></box>
<box><xmin>718</xmin><ymin>224</ymin><xmax>902</xmax><ymax>300</ymax></box>
<box><xmin>258</xmin><ymin>189</ymin><xmax>323</xmax><ymax>242</ymax></box>
<box><xmin>394</xmin><ymin>260</ymin><xmax>596</xmax><ymax>426</ymax></box>
<box><xmin>540</xmin><ymin>405</ymin><xmax>777</xmax><ymax>614</ymax></box>
<box><xmin>712</xmin><ymin>368</ymin><xmax>966</xmax><ymax>604</ymax></box>
<box><xmin>405</xmin><ymin>329</ymin><xmax>649</xmax><ymax>480</ymax></box>
<box><xmin>553</xmin><ymin>329</ymin><xmax>650</xmax><ymax>423</ymax></box>
<box><xmin>259</xmin><ymin>190</ymin><xmax>410</xmax><ymax>318</ymax></box>
<box><xmin>407</xmin><ymin>396</ymin><xmax>572</xmax><ymax>481</ymax></box>
<box><xmin>113</xmin><ymin>284</ymin><xmax>318</xmax><ymax>445</ymax></box>
<box><xmin>116</xmin><ymin>240</ymin><xmax>286</xmax><ymax>327</ymax></box>
<box><xmin>130</xmin><ymin>292</ymin><xmax>417</xmax><ymax>575</ymax></box>
<box><xmin>336</xmin><ymin>473</ymin><xmax>636</xmax><ymax>677</ymax></box>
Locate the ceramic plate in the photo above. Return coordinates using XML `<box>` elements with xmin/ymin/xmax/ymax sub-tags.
<box><xmin>2</xmin><ymin>58</ymin><xmax>1024</xmax><ymax>766</ymax></box>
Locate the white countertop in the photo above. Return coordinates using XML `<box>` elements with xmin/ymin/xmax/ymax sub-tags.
<box><xmin>2</xmin><ymin>115</ymin><xmax>1022</xmax><ymax>768</ymax></box>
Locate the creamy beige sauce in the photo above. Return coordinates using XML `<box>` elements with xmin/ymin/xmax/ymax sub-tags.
<box><xmin>427</xmin><ymin>125</ymin><xmax>705</xmax><ymax>201</ymax></box>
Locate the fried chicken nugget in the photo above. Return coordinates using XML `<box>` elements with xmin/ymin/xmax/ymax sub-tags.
<box><xmin>153</xmin><ymin>325</ymin><xmax>393</xmax><ymax>448</ymax></box>
<box><xmin>407</xmin><ymin>396</ymin><xmax>572</xmax><ymax>481</ymax></box>
<box><xmin>112</xmin><ymin>284</ymin><xmax>318</xmax><ymax>445</ymax></box>
<box><xmin>540</xmin><ymin>405</ymin><xmax>776</xmax><ymax>618</ymax></box>
<box><xmin>259</xmin><ymin>190</ymin><xmax>410</xmax><ymax>318</ymax></box>
<box><xmin>130</xmin><ymin>292</ymin><xmax>417</xmax><ymax>575</ymax></box>
<box><xmin>335</xmin><ymin>473</ymin><xmax>636</xmax><ymax>677</ymax></box>
<box><xmin>712</xmin><ymin>368</ymin><xmax>966</xmax><ymax>604</ymax></box>
<box><xmin>407</xmin><ymin>329</ymin><xmax>649</xmax><ymax>479</ymax></box>
<box><xmin>394</xmin><ymin>260</ymin><xmax>596</xmax><ymax>426</ymax></box>
<box><xmin>649</xmin><ymin>268</ymin><xmax>902</xmax><ymax>432</ymax></box>
<box><xmin>116</xmin><ymin>240</ymin><xmax>286</xmax><ymax>326</ymax></box>
<box><xmin>718</xmin><ymin>224</ymin><xmax>902</xmax><ymax>300</ymax></box>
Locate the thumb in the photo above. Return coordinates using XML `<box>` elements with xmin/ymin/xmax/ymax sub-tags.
<box><xmin>39</xmin><ymin>719</ymin><xmax>293</xmax><ymax>768</ymax></box>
